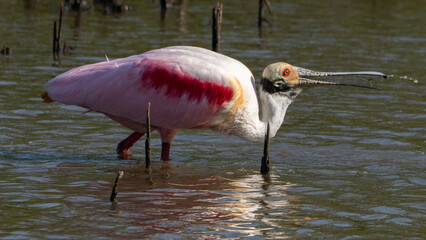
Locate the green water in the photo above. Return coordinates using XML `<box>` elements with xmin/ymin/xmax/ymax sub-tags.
<box><xmin>0</xmin><ymin>0</ymin><xmax>424</xmax><ymax>239</ymax></box>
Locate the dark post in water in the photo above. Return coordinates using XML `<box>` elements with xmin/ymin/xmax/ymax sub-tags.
<box><xmin>261</xmin><ymin>122</ymin><xmax>270</xmax><ymax>174</ymax></box>
<box><xmin>52</xmin><ymin>3</ymin><xmax>64</xmax><ymax>54</ymax></box>
<box><xmin>212</xmin><ymin>3</ymin><xmax>223</xmax><ymax>52</ymax></box>
<box><xmin>145</xmin><ymin>102</ymin><xmax>151</xmax><ymax>168</ymax></box>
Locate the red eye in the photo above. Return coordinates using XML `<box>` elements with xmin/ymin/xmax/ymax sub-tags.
<box><xmin>283</xmin><ymin>69</ymin><xmax>290</xmax><ymax>76</ymax></box>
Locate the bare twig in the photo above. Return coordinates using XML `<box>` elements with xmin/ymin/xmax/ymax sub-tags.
<box><xmin>145</xmin><ymin>102</ymin><xmax>151</xmax><ymax>168</ymax></box>
<box><xmin>258</xmin><ymin>0</ymin><xmax>273</xmax><ymax>28</ymax></box>
<box><xmin>110</xmin><ymin>171</ymin><xmax>124</xmax><ymax>202</ymax></box>
<box><xmin>264</xmin><ymin>0</ymin><xmax>273</xmax><ymax>16</ymax></box>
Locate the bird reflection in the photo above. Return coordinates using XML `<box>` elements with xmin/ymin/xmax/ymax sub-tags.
<box><xmin>99</xmin><ymin>163</ymin><xmax>301</xmax><ymax>237</ymax></box>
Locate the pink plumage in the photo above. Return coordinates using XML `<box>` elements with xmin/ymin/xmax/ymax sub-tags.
<box><xmin>139</xmin><ymin>59</ymin><xmax>234</xmax><ymax>107</ymax></box>
<box><xmin>45</xmin><ymin>46</ymin><xmax>385</xmax><ymax>160</ymax></box>
<box><xmin>45</xmin><ymin>46</ymin><xmax>257</xmax><ymax>159</ymax></box>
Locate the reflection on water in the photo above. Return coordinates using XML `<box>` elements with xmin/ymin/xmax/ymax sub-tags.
<box><xmin>0</xmin><ymin>149</ymin><xmax>425</xmax><ymax>239</ymax></box>
<box><xmin>0</xmin><ymin>157</ymin><xmax>301</xmax><ymax>239</ymax></box>
<box><xmin>100</xmin><ymin>163</ymin><xmax>299</xmax><ymax>239</ymax></box>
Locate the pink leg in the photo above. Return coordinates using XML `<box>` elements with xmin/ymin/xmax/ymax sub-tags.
<box><xmin>161</xmin><ymin>142</ymin><xmax>171</xmax><ymax>161</ymax></box>
<box><xmin>116</xmin><ymin>131</ymin><xmax>145</xmax><ymax>155</ymax></box>
<box><xmin>158</xmin><ymin>128</ymin><xmax>179</xmax><ymax>161</ymax></box>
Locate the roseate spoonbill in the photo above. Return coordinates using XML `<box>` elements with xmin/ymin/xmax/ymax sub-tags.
<box><xmin>42</xmin><ymin>46</ymin><xmax>386</xmax><ymax>160</ymax></box>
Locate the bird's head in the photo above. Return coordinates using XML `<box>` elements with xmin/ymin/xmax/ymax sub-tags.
<box><xmin>260</xmin><ymin>62</ymin><xmax>387</xmax><ymax>99</ymax></box>
<box><xmin>257</xmin><ymin>62</ymin><xmax>386</xmax><ymax>139</ymax></box>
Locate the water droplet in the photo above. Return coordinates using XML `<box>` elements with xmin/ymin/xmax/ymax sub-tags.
<box><xmin>388</xmin><ymin>75</ymin><xmax>419</xmax><ymax>84</ymax></box>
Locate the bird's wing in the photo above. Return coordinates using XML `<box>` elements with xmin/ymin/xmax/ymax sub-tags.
<box><xmin>45</xmin><ymin>46</ymin><xmax>255</xmax><ymax>129</ymax></box>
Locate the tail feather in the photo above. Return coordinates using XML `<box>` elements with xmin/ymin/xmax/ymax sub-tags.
<box><xmin>41</xmin><ymin>91</ymin><xmax>54</xmax><ymax>103</ymax></box>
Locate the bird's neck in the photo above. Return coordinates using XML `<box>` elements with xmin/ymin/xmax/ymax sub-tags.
<box><xmin>229</xmin><ymin>89</ymin><xmax>299</xmax><ymax>142</ymax></box>
<box><xmin>258</xmin><ymin>89</ymin><xmax>296</xmax><ymax>138</ymax></box>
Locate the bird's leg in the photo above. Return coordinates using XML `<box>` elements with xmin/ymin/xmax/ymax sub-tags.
<box><xmin>158</xmin><ymin>128</ymin><xmax>180</xmax><ymax>161</ymax></box>
<box><xmin>161</xmin><ymin>142</ymin><xmax>171</xmax><ymax>161</ymax></box>
<box><xmin>117</xmin><ymin>131</ymin><xmax>145</xmax><ymax>155</ymax></box>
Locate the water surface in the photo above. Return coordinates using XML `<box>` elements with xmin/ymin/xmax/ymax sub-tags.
<box><xmin>0</xmin><ymin>0</ymin><xmax>425</xmax><ymax>239</ymax></box>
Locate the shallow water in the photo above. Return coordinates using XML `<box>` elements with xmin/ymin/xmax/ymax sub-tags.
<box><xmin>0</xmin><ymin>0</ymin><xmax>425</xmax><ymax>239</ymax></box>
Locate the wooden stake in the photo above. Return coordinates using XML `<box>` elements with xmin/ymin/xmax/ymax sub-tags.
<box><xmin>258</xmin><ymin>0</ymin><xmax>264</xmax><ymax>28</ymax></box>
<box><xmin>160</xmin><ymin>0</ymin><xmax>167</xmax><ymax>10</ymax></box>
<box><xmin>261</xmin><ymin>122</ymin><xmax>270</xmax><ymax>174</ymax></box>
<box><xmin>53</xmin><ymin>21</ymin><xmax>57</xmax><ymax>53</ymax></box>
<box><xmin>56</xmin><ymin>2</ymin><xmax>64</xmax><ymax>53</ymax></box>
<box><xmin>145</xmin><ymin>102</ymin><xmax>151</xmax><ymax>168</ymax></box>
<box><xmin>1</xmin><ymin>46</ymin><xmax>10</xmax><ymax>55</ymax></box>
<box><xmin>212</xmin><ymin>3</ymin><xmax>223</xmax><ymax>52</ymax></box>
<box><xmin>258</xmin><ymin>0</ymin><xmax>273</xmax><ymax>29</ymax></box>
<box><xmin>52</xmin><ymin>3</ymin><xmax>64</xmax><ymax>54</ymax></box>
<box><xmin>110</xmin><ymin>171</ymin><xmax>124</xmax><ymax>202</ymax></box>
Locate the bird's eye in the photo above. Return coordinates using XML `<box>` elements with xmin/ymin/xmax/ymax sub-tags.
<box><xmin>283</xmin><ymin>69</ymin><xmax>290</xmax><ymax>76</ymax></box>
